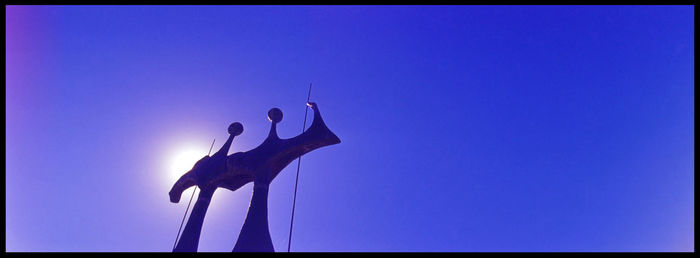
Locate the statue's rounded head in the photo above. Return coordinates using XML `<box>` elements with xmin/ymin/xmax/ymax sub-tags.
<box><xmin>268</xmin><ymin>108</ymin><xmax>283</xmax><ymax>123</ymax></box>
<box><xmin>228</xmin><ymin>122</ymin><xmax>244</xmax><ymax>136</ymax></box>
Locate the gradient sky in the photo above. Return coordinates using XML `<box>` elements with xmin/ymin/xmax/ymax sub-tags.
<box><xmin>5</xmin><ymin>5</ymin><xmax>694</xmax><ymax>252</ymax></box>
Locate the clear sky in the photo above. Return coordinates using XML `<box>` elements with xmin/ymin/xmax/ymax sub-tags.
<box><xmin>5</xmin><ymin>5</ymin><xmax>694</xmax><ymax>252</ymax></box>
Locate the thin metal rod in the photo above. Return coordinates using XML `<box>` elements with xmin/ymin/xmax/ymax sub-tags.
<box><xmin>207</xmin><ymin>139</ymin><xmax>216</xmax><ymax>155</ymax></box>
<box><xmin>288</xmin><ymin>83</ymin><xmax>312</xmax><ymax>252</ymax></box>
<box><xmin>173</xmin><ymin>138</ymin><xmax>216</xmax><ymax>250</ymax></box>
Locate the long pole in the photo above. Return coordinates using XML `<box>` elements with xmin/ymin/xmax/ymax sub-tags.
<box><xmin>287</xmin><ymin>83</ymin><xmax>312</xmax><ymax>252</ymax></box>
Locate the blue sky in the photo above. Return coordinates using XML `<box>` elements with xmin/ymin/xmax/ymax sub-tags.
<box><xmin>6</xmin><ymin>5</ymin><xmax>694</xmax><ymax>251</ymax></box>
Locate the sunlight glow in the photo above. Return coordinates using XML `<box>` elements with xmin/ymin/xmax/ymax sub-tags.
<box><xmin>167</xmin><ymin>146</ymin><xmax>210</xmax><ymax>186</ymax></box>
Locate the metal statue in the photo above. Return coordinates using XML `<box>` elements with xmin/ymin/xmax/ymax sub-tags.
<box><xmin>169</xmin><ymin>102</ymin><xmax>340</xmax><ymax>252</ymax></box>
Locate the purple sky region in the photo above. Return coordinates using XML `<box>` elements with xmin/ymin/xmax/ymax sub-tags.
<box><xmin>5</xmin><ymin>5</ymin><xmax>694</xmax><ymax>252</ymax></box>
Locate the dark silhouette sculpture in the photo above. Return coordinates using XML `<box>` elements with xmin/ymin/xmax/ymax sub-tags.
<box><xmin>169</xmin><ymin>102</ymin><xmax>340</xmax><ymax>252</ymax></box>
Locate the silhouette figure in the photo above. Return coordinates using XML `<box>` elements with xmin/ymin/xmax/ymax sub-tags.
<box><xmin>169</xmin><ymin>102</ymin><xmax>340</xmax><ymax>252</ymax></box>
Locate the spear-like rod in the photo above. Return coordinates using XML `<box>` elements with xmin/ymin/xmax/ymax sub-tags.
<box><xmin>287</xmin><ymin>83</ymin><xmax>312</xmax><ymax>252</ymax></box>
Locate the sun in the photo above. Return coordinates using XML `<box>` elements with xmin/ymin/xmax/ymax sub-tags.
<box><xmin>167</xmin><ymin>146</ymin><xmax>209</xmax><ymax>186</ymax></box>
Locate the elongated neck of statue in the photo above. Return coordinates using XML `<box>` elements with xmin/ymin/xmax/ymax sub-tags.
<box><xmin>173</xmin><ymin>188</ymin><xmax>215</xmax><ymax>252</ymax></box>
<box><xmin>232</xmin><ymin>183</ymin><xmax>274</xmax><ymax>252</ymax></box>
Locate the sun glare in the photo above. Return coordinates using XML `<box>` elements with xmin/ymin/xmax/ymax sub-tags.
<box><xmin>167</xmin><ymin>146</ymin><xmax>209</xmax><ymax>185</ymax></box>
